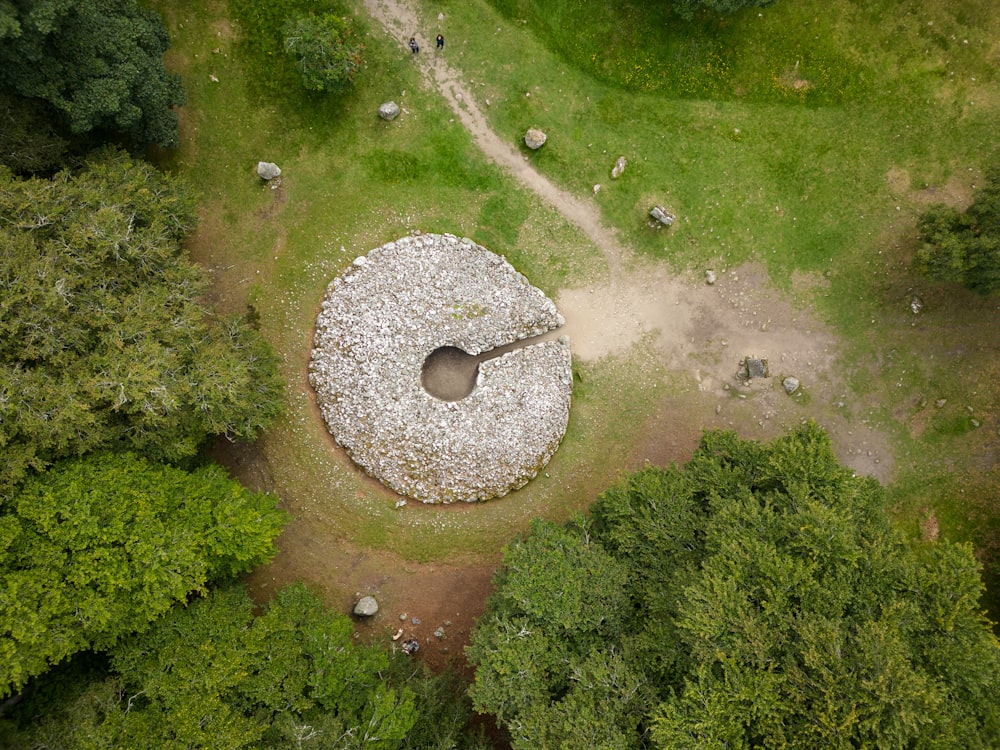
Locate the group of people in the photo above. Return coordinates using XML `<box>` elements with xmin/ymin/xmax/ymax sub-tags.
<box><xmin>409</xmin><ymin>34</ymin><xmax>444</xmax><ymax>53</ymax></box>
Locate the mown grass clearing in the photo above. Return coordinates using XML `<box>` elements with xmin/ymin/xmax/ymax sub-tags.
<box><xmin>154</xmin><ymin>0</ymin><xmax>1000</xmax><ymax>618</ymax></box>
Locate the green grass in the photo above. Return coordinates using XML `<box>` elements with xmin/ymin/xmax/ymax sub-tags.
<box><xmin>153</xmin><ymin>0</ymin><xmax>1000</xmax><ymax>618</ymax></box>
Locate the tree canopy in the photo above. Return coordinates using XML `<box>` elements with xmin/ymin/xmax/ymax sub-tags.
<box><xmin>284</xmin><ymin>12</ymin><xmax>364</xmax><ymax>93</ymax></box>
<box><xmin>467</xmin><ymin>424</ymin><xmax>1000</xmax><ymax>749</ymax></box>
<box><xmin>0</xmin><ymin>0</ymin><xmax>184</xmax><ymax>147</ymax></box>
<box><xmin>915</xmin><ymin>166</ymin><xmax>1000</xmax><ymax>294</ymax></box>
<box><xmin>0</xmin><ymin>150</ymin><xmax>284</xmax><ymax>496</ymax></box>
<box><xmin>3</xmin><ymin>583</ymin><xmax>489</xmax><ymax>750</ymax></box>
<box><xmin>0</xmin><ymin>453</ymin><xmax>286</xmax><ymax>699</ymax></box>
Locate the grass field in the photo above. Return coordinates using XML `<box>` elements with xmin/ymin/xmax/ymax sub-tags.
<box><xmin>151</xmin><ymin>0</ymin><xmax>1000</xmax><ymax>617</ymax></box>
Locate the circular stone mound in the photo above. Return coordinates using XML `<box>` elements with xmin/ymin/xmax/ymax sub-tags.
<box><xmin>309</xmin><ymin>234</ymin><xmax>572</xmax><ymax>503</ymax></box>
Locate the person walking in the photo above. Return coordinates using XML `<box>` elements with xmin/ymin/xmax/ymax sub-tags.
<box><xmin>409</xmin><ymin>36</ymin><xmax>419</xmax><ymax>53</ymax></box>
<box><xmin>436</xmin><ymin>34</ymin><xmax>444</xmax><ymax>50</ymax></box>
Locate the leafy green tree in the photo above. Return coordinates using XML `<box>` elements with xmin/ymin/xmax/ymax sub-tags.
<box><xmin>915</xmin><ymin>166</ymin><xmax>1000</xmax><ymax>293</ymax></box>
<box><xmin>0</xmin><ymin>453</ymin><xmax>286</xmax><ymax>699</ymax></box>
<box><xmin>284</xmin><ymin>12</ymin><xmax>364</xmax><ymax>93</ymax></box>
<box><xmin>7</xmin><ymin>585</ymin><xmax>417</xmax><ymax>749</ymax></box>
<box><xmin>0</xmin><ymin>91</ymin><xmax>70</xmax><ymax>174</ymax></box>
<box><xmin>0</xmin><ymin>0</ymin><xmax>184</xmax><ymax>147</ymax></box>
<box><xmin>0</xmin><ymin>150</ymin><xmax>283</xmax><ymax>496</ymax></box>
<box><xmin>468</xmin><ymin>424</ymin><xmax>1000</xmax><ymax>749</ymax></box>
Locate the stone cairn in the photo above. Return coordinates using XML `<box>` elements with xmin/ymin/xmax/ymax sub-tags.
<box><xmin>309</xmin><ymin>234</ymin><xmax>573</xmax><ymax>503</ymax></box>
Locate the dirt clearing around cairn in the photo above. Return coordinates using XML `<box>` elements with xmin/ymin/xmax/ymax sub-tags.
<box><xmin>228</xmin><ymin>0</ymin><xmax>897</xmax><ymax>674</ymax></box>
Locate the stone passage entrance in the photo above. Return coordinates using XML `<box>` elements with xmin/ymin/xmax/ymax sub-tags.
<box><xmin>309</xmin><ymin>234</ymin><xmax>573</xmax><ymax>503</ymax></box>
<box><xmin>421</xmin><ymin>346</ymin><xmax>478</xmax><ymax>402</ymax></box>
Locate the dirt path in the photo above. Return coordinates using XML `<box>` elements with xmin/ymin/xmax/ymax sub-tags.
<box><xmin>362</xmin><ymin>0</ymin><xmax>892</xmax><ymax>480</ymax></box>
<box><xmin>364</xmin><ymin>0</ymin><xmax>625</xmax><ymax>281</ymax></box>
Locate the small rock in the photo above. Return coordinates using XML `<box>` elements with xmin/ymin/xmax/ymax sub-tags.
<box><xmin>744</xmin><ymin>357</ymin><xmax>769</xmax><ymax>379</ymax></box>
<box><xmin>935</xmin><ymin>399</ymin><xmax>947</xmax><ymax>408</ymax></box>
<box><xmin>256</xmin><ymin>161</ymin><xmax>281</xmax><ymax>180</ymax></box>
<box><xmin>971</xmin><ymin>418</ymin><xmax>980</xmax><ymax>428</ymax></box>
<box><xmin>649</xmin><ymin>205</ymin><xmax>675</xmax><ymax>227</ymax></box>
<box><xmin>910</xmin><ymin>295</ymin><xmax>923</xmax><ymax>314</ymax></box>
<box><xmin>378</xmin><ymin>101</ymin><xmax>401</xmax><ymax>121</ymax></box>
<box><xmin>593</xmin><ymin>184</ymin><xmax>602</xmax><ymax>194</ymax></box>
<box><xmin>209</xmin><ymin>74</ymin><xmax>220</xmax><ymax>83</ymax></box>
<box><xmin>782</xmin><ymin>376</ymin><xmax>800</xmax><ymax>394</ymax></box>
<box><xmin>434</xmin><ymin>627</ymin><xmax>446</xmax><ymax>638</ymax></box>
<box><xmin>705</xmin><ymin>270</ymin><xmax>717</xmax><ymax>285</ymax></box>
<box><xmin>399</xmin><ymin>613</ymin><xmax>407</xmax><ymax>621</ymax></box>
<box><xmin>611</xmin><ymin>156</ymin><xmax>627</xmax><ymax>178</ymax></box>
<box><xmin>524</xmin><ymin>128</ymin><xmax>547</xmax><ymax>150</ymax></box>
<box><xmin>353</xmin><ymin>596</ymin><xmax>379</xmax><ymax>617</ymax></box>
<box><xmin>411</xmin><ymin>617</ymin><xmax>421</xmax><ymax>625</ymax></box>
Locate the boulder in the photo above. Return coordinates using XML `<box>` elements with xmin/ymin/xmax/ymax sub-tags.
<box><xmin>378</xmin><ymin>101</ymin><xmax>401</xmax><ymax>121</ymax></box>
<box><xmin>741</xmin><ymin>357</ymin><xmax>769</xmax><ymax>380</ymax></box>
<box><xmin>782</xmin><ymin>376</ymin><xmax>800</xmax><ymax>394</ymax></box>
<box><xmin>649</xmin><ymin>205</ymin><xmax>675</xmax><ymax>227</ymax></box>
<box><xmin>256</xmin><ymin>161</ymin><xmax>281</xmax><ymax>180</ymax></box>
<box><xmin>353</xmin><ymin>596</ymin><xmax>379</xmax><ymax>617</ymax></box>
<box><xmin>524</xmin><ymin>128</ymin><xmax>547</xmax><ymax>150</ymax></box>
<box><xmin>611</xmin><ymin>156</ymin><xmax>627</xmax><ymax>178</ymax></box>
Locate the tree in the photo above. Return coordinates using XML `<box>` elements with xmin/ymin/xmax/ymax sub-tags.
<box><xmin>915</xmin><ymin>166</ymin><xmax>1000</xmax><ymax>293</ymax></box>
<box><xmin>5</xmin><ymin>584</ymin><xmax>417</xmax><ymax>749</ymax></box>
<box><xmin>0</xmin><ymin>150</ymin><xmax>284</xmax><ymax>496</ymax></box>
<box><xmin>283</xmin><ymin>12</ymin><xmax>364</xmax><ymax>93</ymax></box>
<box><xmin>0</xmin><ymin>453</ymin><xmax>286</xmax><ymax>699</ymax></box>
<box><xmin>468</xmin><ymin>424</ymin><xmax>1000</xmax><ymax>749</ymax></box>
<box><xmin>0</xmin><ymin>91</ymin><xmax>69</xmax><ymax>174</ymax></box>
<box><xmin>0</xmin><ymin>0</ymin><xmax>184</xmax><ymax>147</ymax></box>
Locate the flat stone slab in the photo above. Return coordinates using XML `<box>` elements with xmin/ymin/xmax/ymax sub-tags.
<box><xmin>309</xmin><ymin>234</ymin><xmax>572</xmax><ymax>503</ymax></box>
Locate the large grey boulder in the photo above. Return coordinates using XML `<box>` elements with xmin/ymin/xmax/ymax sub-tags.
<box><xmin>353</xmin><ymin>596</ymin><xmax>379</xmax><ymax>617</ymax></box>
<box><xmin>256</xmin><ymin>161</ymin><xmax>281</xmax><ymax>180</ymax></box>
<box><xmin>524</xmin><ymin>128</ymin><xmax>547</xmax><ymax>150</ymax></box>
<box><xmin>379</xmin><ymin>101</ymin><xmax>401</xmax><ymax>121</ymax></box>
<box><xmin>649</xmin><ymin>205</ymin><xmax>675</xmax><ymax>227</ymax></box>
<box><xmin>782</xmin><ymin>376</ymin><xmax>801</xmax><ymax>394</ymax></box>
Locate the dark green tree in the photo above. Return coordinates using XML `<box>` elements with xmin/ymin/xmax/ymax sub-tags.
<box><xmin>0</xmin><ymin>453</ymin><xmax>286</xmax><ymax>699</ymax></box>
<box><xmin>468</xmin><ymin>424</ymin><xmax>1000</xmax><ymax>749</ymax></box>
<box><xmin>284</xmin><ymin>12</ymin><xmax>364</xmax><ymax>93</ymax></box>
<box><xmin>0</xmin><ymin>91</ymin><xmax>70</xmax><ymax>174</ymax></box>
<box><xmin>0</xmin><ymin>150</ymin><xmax>283</xmax><ymax>496</ymax></box>
<box><xmin>6</xmin><ymin>585</ymin><xmax>424</xmax><ymax>749</ymax></box>
<box><xmin>915</xmin><ymin>166</ymin><xmax>1000</xmax><ymax>294</ymax></box>
<box><xmin>0</xmin><ymin>0</ymin><xmax>184</xmax><ymax>147</ymax></box>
